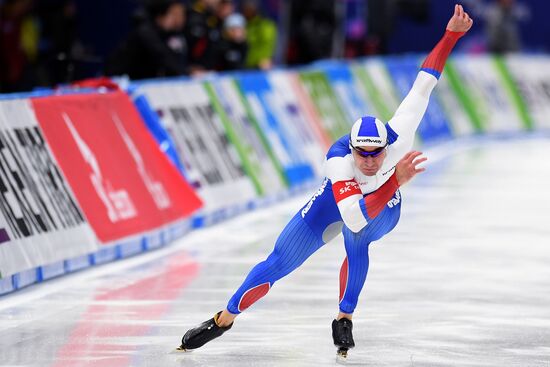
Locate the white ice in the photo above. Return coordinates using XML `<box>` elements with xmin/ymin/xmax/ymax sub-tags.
<box><xmin>1</xmin><ymin>136</ymin><xmax>550</xmax><ymax>367</ymax></box>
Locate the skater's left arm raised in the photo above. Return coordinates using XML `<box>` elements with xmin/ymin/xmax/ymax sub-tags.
<box><xmin>387</xmin><ymin>4</ymin><xmax>473</xmax><ymax>158</ymax></box>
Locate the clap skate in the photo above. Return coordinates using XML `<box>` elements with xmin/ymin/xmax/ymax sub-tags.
<box><xmin>332</xmin><ymin>318</ymin><xmax>355</xmax><ymax>362</ymax></box>
<box><xmin>175</xmin><ymin>311</ymin><xmax>233</xmax><ymax>352</ymax></box>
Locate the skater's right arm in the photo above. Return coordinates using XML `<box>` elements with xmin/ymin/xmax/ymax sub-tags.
<box><xmin>327</xmin><ymin>152</ymin><xmax>426</xmax><ymax>233</ymax></box>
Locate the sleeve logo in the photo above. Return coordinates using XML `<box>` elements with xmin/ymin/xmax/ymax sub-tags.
<box><xmin>332</xmin><ymin>180</ymin><xmax>362</xmax><ymax>203</ymax></box>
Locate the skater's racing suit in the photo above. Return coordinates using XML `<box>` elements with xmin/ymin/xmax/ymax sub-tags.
<box><xmin>226</xmin><ymin>30</ymin><xmax>465</xmax><ymax>315</ymax></box>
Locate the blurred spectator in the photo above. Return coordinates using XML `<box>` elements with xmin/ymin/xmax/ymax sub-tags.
<box><xmin>35</xmin><ymin>0</ymin><xmax>84</xmax><ymax>86</ymax></box>
<box><xmin>485</xmin><ymin>0</ymin><xmax>528</xmax><ymax>53</ymax></box>
<box><xmin>207</xmin><ymin>13</ymin><xmax>247</xmax><ymax>71</ymax></box>
<box><xmin>242</xmin><ymin>0</ymin><xmax>276</xmax><ymax>70</ymax></box>
<box><xmin>465</xmin><ymin>0</ymin><xmax>529</xmax><ymax>53</ymax></box>
<box><xmin>105</xmin><ymin>0</ymin><xmax>188</xmax><ymax>80</ymax></box>
<box><xmin>216</xmin><ymin>0</ymin><xmax>234</xmax><ymax>23</ymax></box>
<box><xmin>287</xmin><ymin>0</ymin><xmax>336</xmax><ymax>65</ymax></box>
<box><xmin>207</xmin><ymin>0</ymin><xmax>236</xmax><ymax>65</ymax></box>
<box><xmin>185</xmin><ymin>0</ymin><xmax>221</xmax><ymax>70</ymax></box>
<box><xmin>0</xmin><ymin>0</ymin><xmax>39</xmax><ymax>92</ymax></box>
<box><xmin>366</xmin><ymin>0</ymin><xmax>419</xmax><ymax>55</ymax></box>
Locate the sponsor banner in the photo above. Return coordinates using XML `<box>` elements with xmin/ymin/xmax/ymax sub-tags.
<box><xmin>236</xmin><ymin>71</ymin><xmax>321</xmax><ymax>182</ymax></box>
<box><xmin>205</xmin><ymin>78</ymin><xmax>287</xmax><ymax>195</ymax></box>
<box><xmin>447</xmin><ymin>55</ymin><xmax>526</xmax><ymax>133</ymax></box>
<box><xmin>384</xmin><ymin>56</ymin><xmax>453</xmax><ymax>143</ymax></box>
<box><xmin>492</xmin><ymin>57</ymin><xmax>533</xmax><ymax>130</ymax></box>
<box><xmin>275</xmin><ymin>71</ymin><xmax>333</xmax><ymax>153</ymax></box>
<box><xmin>504</xmin><ymin>55</ymin><xmax>550</xmax><ymax>129</ymax></box>
<box><xmin>268</xmin><ymin>71</ymin><xmax>330</xmax><ymax>174</ymax></box>
<box><xmin>298</xmin><ymin>70</ymin><xmax>351</xmax><ymax>140</ymax></box>
<box><xmin>0</xmin><ymin>99</ymin><xmax>97</xmax><ymax>278</ymax></box>
<box><xmin>32</xmin><ymin>91</ymin><xmax>202</xmax><ymax>243</ymax></box>
<box><xmin>136</xmin><ymin>81</ymin><xmax>258</xmax><ymax>210</ymax></box>
<box><xmin>435</xmin><ymin>64</ymin><xmax>478</xmax><ymax>137</ymax></box>
<box><xmin>318</xmin><ymin>61</ymin><xmax>374</xmax><ymax>123</ymax></box>
<box><xmin>353</xmin><ymin>58</ymin><xmax>401</xmax><ymax>122</ymax></box>
<box><xmin>132</xmin><ymin>94</ymin><xmax>187</xmax><ymax>177</ymax></box>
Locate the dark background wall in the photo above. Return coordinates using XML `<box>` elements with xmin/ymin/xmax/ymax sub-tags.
<box><xmin>387</xmin><ymin>0</ymin><xmax>549</xmax><ymax>53</ymax></box>
<box><xmin>72</xmin><ymin>0</ymin><xmax>550</xmax><ymax>63</ymax></box>
<box><xmin>1</xmin><ymin>0</ymin><xmax>547</xmax><ymax>92</ymax></box>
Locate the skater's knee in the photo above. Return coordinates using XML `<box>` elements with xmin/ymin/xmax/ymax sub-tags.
<box><xmin>265</xmin><ymin>254</ymin><xmax>300</xmax><ymax>280</ymax></box>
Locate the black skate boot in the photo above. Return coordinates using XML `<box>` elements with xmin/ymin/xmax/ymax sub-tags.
<box><xmin>332</xmin><ymin>318</ymin><xmax>355</xmax><ymax>361</ymax></box>
<box><xmin>176</xmin><ymin>311</ymin><xmax>233</xmax><ymax>351</ymax></box>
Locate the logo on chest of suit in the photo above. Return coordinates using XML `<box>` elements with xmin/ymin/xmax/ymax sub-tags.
<box><xmin>382</xmin><ymin>167</ymin><xmax>395</xmax><ymax>176</ymax></box>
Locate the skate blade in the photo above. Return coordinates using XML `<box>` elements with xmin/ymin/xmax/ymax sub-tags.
<box><xmin>336</xmin><ymin>348</ymin><xmax>348</xmax><ymax>364</ymax></box>
<box><xmin>169</xmin><ymin>345</ymin><xmax>191</xmax><ymax>354</ymax></box>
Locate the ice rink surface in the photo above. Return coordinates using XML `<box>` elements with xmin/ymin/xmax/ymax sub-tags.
<box><xmin>1</xmin><ymin>136</ymin><xmax>550</xmax><ymax>367</ymax></box>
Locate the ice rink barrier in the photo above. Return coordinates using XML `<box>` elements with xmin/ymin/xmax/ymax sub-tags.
<box><xmin>0</xmin><ymin>90</ymin><xmax>202</xmax><ymax>295</ymax></box>
<box><xmin>2</xmin><ymin>53</ymin><xmax>548</xmax><ymax>296</ymax></box>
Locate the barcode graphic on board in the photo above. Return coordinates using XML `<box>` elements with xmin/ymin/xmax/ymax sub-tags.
<box><xmin>167</xmin><ymin>105</ymin><xmax>245</xmax><ymax>186</ymax></box>
<box><xmin>0</xmin><ymin>127</ymin><xmax>85</xmax><ymax>243</ymax></box>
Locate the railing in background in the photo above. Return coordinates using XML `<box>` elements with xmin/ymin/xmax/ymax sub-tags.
<box><xmin>1</xmin><ymin>53</ymin><xmax>548</xmax><ymax>296</ymax></box>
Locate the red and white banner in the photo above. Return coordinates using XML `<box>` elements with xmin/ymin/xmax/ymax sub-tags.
<box><xmin>32</xmin><ymin>91</ymin><xmax>202</xmax><ymax>243</ymax></box>
<box><xmin>0</xmin><ymin>99</ymin><xmax>97</xmax><ymax>278</ymax></box>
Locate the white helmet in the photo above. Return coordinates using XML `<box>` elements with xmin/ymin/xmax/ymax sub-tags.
<box><xmin>349</xmin><ymin>116</ymin><xmax>387</xmax><ymax>148</ymax></box>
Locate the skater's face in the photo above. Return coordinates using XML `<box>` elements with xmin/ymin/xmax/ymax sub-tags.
<box><xmin>351</xmin><ymin>145</ymin><xmax>387</xmax><ymax>176</ymax></box>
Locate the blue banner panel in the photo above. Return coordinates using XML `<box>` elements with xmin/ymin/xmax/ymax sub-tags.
<box><xmin>237</xmin><ymin>72</ymin><xmax>315</xmax><ymax>186</ymax></box>
<box><xmin>317</xmin><ymin>61</ymin><xmax>373</xmax><ymax>122</ymax></box>
<box><xmin>384</xmin><ymin>56</ymin><xmax>453</xmax><ymax>143</ymax></box>
<box><xmin>133</xmin><ymin>94</ymin><xmax>187</xmax><ymax>178</ymax></box>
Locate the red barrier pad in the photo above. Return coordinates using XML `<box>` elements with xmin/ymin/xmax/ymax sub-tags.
<box><xmin>32</xmin><ymin>92</ymin><xmax>202</xmax><ymax>243</ymax></box>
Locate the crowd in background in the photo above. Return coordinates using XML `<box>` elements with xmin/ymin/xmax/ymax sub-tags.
<box><xmin>0</xmin><ymin>0</ymin><xmax>84</xmax><ymax>92</ymax></box>
<box><xmin>0</xmin><ymin>0</ymin><xmax>534</xmax><ymax>93</ymax></box>
<box><xmin>105</xmin><ymin>0</ymin><xmax>277</xmax><ymax>80</ymax></box>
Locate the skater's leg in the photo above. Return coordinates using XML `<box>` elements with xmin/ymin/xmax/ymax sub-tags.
<box><xmin>180</xmin><ymin>223</ymin><xmax>321</xmax><ymax>350</ymax></box>
<box><xmin>330</xmin><ymin>229</ymin><xmax>369</xmax><ymax>354</ymax></box>
<box><xmin>338</xmin><ymin>311</ymin><xmax>353</xmax><ymax>321</ymax></box>
<box><xmin>217</xmin><ymin>309</ymin><xmax>237</xmax><ymax>327</ymax></box>
<box><xmin>224</xmin><ymin>178</ymin><xmax>342</xmax><ymax>316</ymax></box>
<box><xmin>179</xmin><ymin>180</ymin><xmax>343</xmax><ymax>350</ymax></box>
<box><xmin>226</xmin><ymin>212</ymin><xmax>326</xmax><ymax>314</ymax></box>
<box><xmin>338</xmin><ymin>230</ymin><xmax>371</xmax><ymax>316</ymax></box>
<box><xmin>337</xmin><ymin>260</ymin><xmax>354</xmax><ymax>323</ymax></box>
<box><xmin>338</xmin><ymin>194</ymin><xmax>402</xmax><ymax>315</ymax></box>
<box><xmin>337</xmin><ymin>261</ymin><xmax>353</xmax><ymax>321</ymax></box>
<box><xmin>218</xmin><ymin>212</ymin><xmax>326</xmax><ymax>326</ymax></box>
